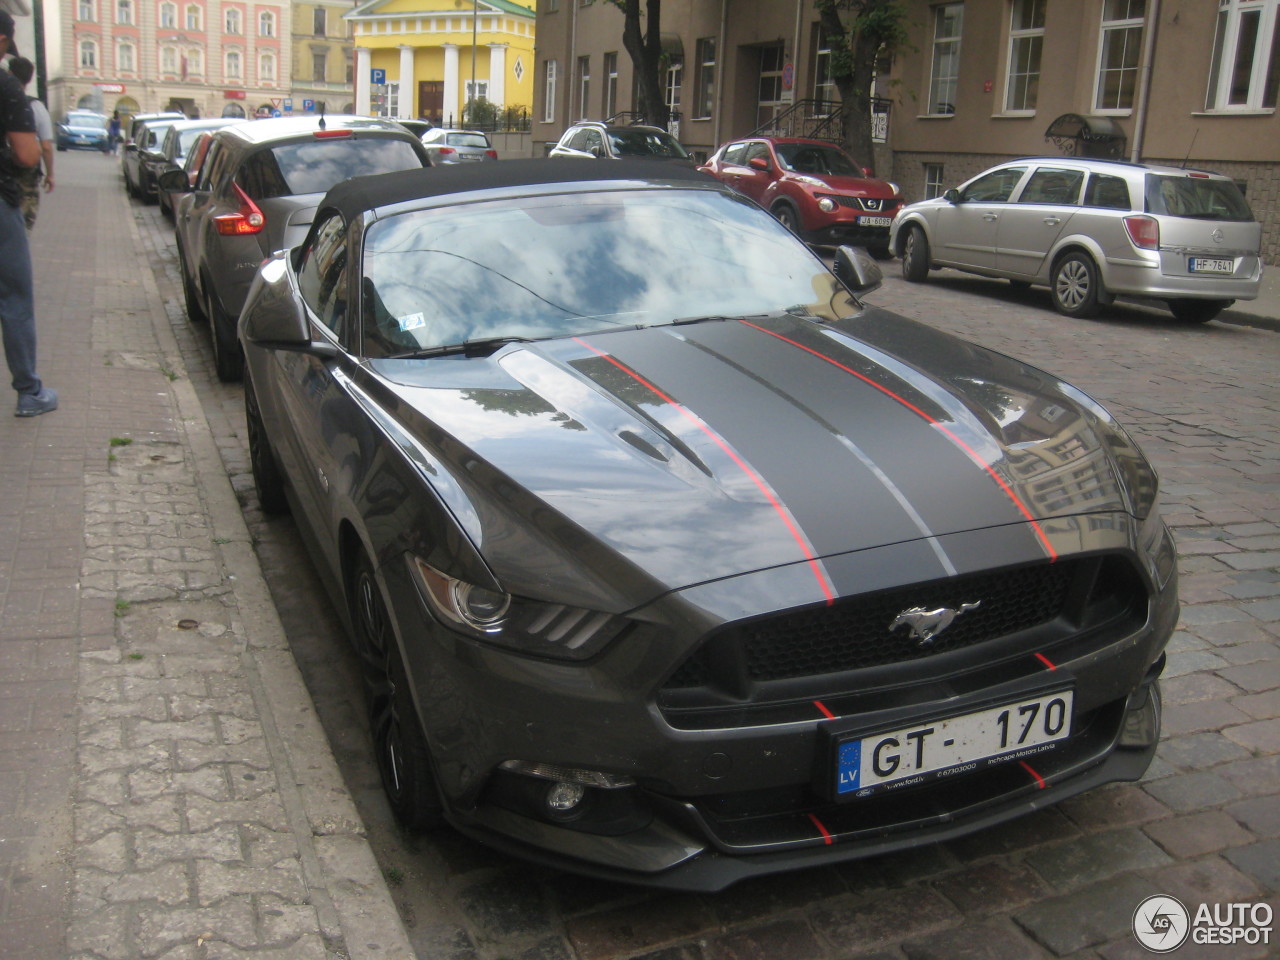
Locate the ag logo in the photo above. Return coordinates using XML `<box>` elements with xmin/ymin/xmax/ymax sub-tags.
<box><xmin>1133</xmin><ymin>895</ymin><xmax>1190</xmax><ymax>953</ymax></box>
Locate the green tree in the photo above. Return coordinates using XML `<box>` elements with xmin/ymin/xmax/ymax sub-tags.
<box><xmin>606</xmin><ymin>0</ymin><xmax>669</xmax><ymax>128</ymax></box>
<box><xmin>815</xmin><ymin>0</ymin><xmax>909</xmax><ymax>170</ymax></box>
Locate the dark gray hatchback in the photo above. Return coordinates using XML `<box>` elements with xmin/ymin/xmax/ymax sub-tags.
<box><xmin>163</xmin><ymin>115</ymin><xmax>430</xmax><ymax>381</ymax></box>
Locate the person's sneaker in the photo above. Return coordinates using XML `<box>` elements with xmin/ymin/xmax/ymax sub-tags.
<box><xmin>15</xmin><ymin>387</ymin><xmax>58</xmax><ymax>417</ymax></box>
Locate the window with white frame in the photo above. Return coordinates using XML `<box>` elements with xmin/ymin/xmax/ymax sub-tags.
<box><xmin>465</xmin><ymin>80</ymin><xmax>489</xmax><ymax>102</ymax></box>
<box><xmin>928</xmin><ymin>3</ymin><xmax>963</xmax><ymax>114</ymax></box>
<box><xmin>225</xmin><ymin>7</ymin><xmax>241</xmax><ymax>33</ymax></box>
<box><xmin>603</xmin><ymin>51</ymin><xmax>618</xmax><ymax>117</ymax></box>
<box><xmin>694</xmin><ymin>37</ymin><xmax>716</xmax><ymax>119</ymax></box>
<box><xmin>226</xmin><ymin>49</ymin><xmax>242</xmax><ymax>78</ymax></box>
<box><xmin>260</xmin><ymin>51</ymin><xmax>276</xmax><ymax>82</ymax></box>
<box><xmin>924</xmin><ymin>163</ymin><xmax>946</xmax><ymax>199</ymax></box>
<box><xmin>576</xmin><ymin>56</ymin><xmax>590</xmax><ymax>118</ymax></box>
<box><xmin>814</xmin><ymin>26</ymin><xmax>836</xmax><ymax>103</ymax></box>
<box><xmin>161</xmin><ymin>45</ymin><xmax>177</xmax><ymax>71</ymax></box>
<box><xmin>117</xmin><ymin>41</ymin><xmax>135</xmax><ymax>71</ymax></box>
<box><xmin>185</xmin><ymin>4</ymin><xmax>201</xmax><ymax>29</ymax></box>
<box><xmin>259</xmin><ymin>10</ymin><xmax>274</xmax><ymax>36</ymax></box>
<box><xmin>1095</xmin><ymin>0</ymin><xmax>1145</xmax><ymax>111</ymax></box>
<box><xmin>1006</xmin><ymin>0</ymin><xmax>1045</xmax><ymax>112</ymax></box>
<box><xmin>117</xmin><ymin>0</ymin><xmax>133</xmax><ymax>24</ymax></box>
<box><xmin>79</xmin><ymin>0</ymin><xmax>96</xmax><ymax>20</ymax></box>
<box><xmin>543</xmin><ymin>59</ymin><xmax>557</xmax><ymax>122</ymax></box>
<box><xmin>187</xmin><ymin>48</ymin><xmax>202</xmax><ymax>74</ymax></box>
<box><xmin>80</xmin><ymin>39</ymin><xmax>98</xmax><ymax>68</ymax></box>
<box><xmin>379</xmin><ymin>82</ymin><xmax>399</xmax><ymax>118</ymax></box>
<box><xmin>159</xmin><ymin>1</ymin><xmax>176</xmax><ymax>26</ymax></box>
<box><xmin>665</xmin><ymin>56</ymin><xmax>682</xmax><ymax>114</ymax></box>
<box><xmin>1206</xmin><ymin>0</ymin><xmax>1280</xmax><ymax>109</ymax></box>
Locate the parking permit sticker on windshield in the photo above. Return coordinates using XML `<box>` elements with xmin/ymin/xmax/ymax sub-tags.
<box><xmin>397</xmin><ymin>312</ymin><xmax>426</xmax><ymax>331</ymax></box>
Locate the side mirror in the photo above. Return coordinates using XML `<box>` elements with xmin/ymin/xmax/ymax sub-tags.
<box><xmin>240</xmin><ymin>256</ymin><xmax>330</xmax><ymax>355</ymax></box>
<box><xmin>157</xmin><ymin>168</ymin><xmax>192</xmax><ymax>193</ymax></box>
<box><xmin>832</xmin><ymin>245</ymin><xmax>883</xmax><ymax>296</ymax></box>
<box><xmin>943</xmin><ymin>187</ymin><xmax>962</xmax><ymax>203</ymax></box>
<box><xmin>748</xmin><ymin>156</ymin><xmax>771</xmax><ymax>172</ymax></box>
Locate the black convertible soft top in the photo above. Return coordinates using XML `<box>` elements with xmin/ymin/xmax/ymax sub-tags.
<box><xmin>317</xmin><ymin>156</ymin><xmax>717</xmax><ymax>225</ymax></box>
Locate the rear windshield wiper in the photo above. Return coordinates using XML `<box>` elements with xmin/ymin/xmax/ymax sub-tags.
<box><xmin>388</xmin><ymin>336</ymin><xmax>534</xmax><ymax>359</ymax></box>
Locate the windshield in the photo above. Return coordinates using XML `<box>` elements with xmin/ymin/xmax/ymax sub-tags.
<box><xmin>605</xmin><ymin>129</ymin><xmax>690</xmax><ymax>159</ymax></box>
<box><xmin>1144</xmin><ymin>174</ymin><xmax>1253</xmax><ymax>221</ymax></box>
<box><xmin>774</xmin><ymin>142</ymin><xmax>862</xmax><ymax>177</ymax></box>
<box><xmin>361</xmin><ymin>188</ymin><xmax>846</xmax><ymax>356</ymax></box>
<box><xmin>67</xmin><ymin>112</ymin><xmax>106</xmax><ymax>129</ymax></box>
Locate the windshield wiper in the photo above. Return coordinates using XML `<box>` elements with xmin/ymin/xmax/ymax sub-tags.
<box><xmin>388</xmin><ymin>336</ymin><xmax>534</xmax><ymax>360</ymax></box>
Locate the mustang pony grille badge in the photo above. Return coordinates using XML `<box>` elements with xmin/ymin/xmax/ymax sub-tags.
<box><xmin>889</xmin><ymin>601</ymin><xmax>982</xmax><ymax>647</ymax></box>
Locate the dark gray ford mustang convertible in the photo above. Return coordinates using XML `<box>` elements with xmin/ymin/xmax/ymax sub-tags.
<box><xmin>240</xmin><ymin>159</ymin><xmax>1178</xmax><ymax>891</ymax></box>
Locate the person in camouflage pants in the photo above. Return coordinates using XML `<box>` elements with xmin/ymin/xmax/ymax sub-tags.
<box><xmin>6</xmin><ymin>57</ymin><xmax>52</xmax><ymax>230</ymax></box>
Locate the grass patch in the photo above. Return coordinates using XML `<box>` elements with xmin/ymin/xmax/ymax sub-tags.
<box><xmin>114</xmin><ymin>600</ymin><xmax>131</xmax><ymax>617</ymax></box>
<box><xmin>109</xmin><ymin>437</ymin><xmax>133</xmax><ymax>447</ymax></box>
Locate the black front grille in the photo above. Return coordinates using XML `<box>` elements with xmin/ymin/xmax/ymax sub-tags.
<box><xmin>665</xmin><ymin>559</ymin><xmax>1089</xmax><ymax>690</ymax></box>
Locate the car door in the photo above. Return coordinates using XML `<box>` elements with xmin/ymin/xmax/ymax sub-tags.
<box><xmin>710</xmin><ymin>141</ymin><xmax>750</xmax><ymax>190</ymax></box>
<box><xmin>931</xmin><ymin>166</ymin><xmax>1028</xmax><ymax>270</ymax></box>
<box><xmin>731</xmin><ymin>141</ymin><xmax>776</xmax><ymax>206</ymax></box>
<box><xmin>995</xmin><ymin>165</ymin><xmax>1085</xmax><ymax>278</ymax></box>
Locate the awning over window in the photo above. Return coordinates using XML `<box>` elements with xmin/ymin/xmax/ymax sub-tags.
<box><xmin>1044</xmin><ymin>113</ymin><xmax>1127</xmax><ymax>159</ymax></box>
<box><xmin>661</xmin><ymin>34</ymin><xmax>684</xmax><ymax>60</ymax></box>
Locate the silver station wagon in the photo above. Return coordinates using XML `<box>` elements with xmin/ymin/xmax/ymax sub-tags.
<box><xmin>889</xmin><ymin>158</ymin><xmax>1263</xmax><ymax>323</ymax></box>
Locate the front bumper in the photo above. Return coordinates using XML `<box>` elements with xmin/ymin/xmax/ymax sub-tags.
<box><xmin>385</xmin><ymin>519</ymin><xmax>1177</xmax><ymax>891</ymax></box>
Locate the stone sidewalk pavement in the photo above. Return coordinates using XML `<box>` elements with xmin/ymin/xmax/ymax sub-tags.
<box><xmin>0</xmin><ymin>153</ymin><xmax>413</xmax><ymax>958</ymax></box>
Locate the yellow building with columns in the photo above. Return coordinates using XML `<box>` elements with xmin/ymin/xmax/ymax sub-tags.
<box><xmin>344</xmin><ymin>0</ymin><xmax>534</xmax><ymax>125</ymax></box>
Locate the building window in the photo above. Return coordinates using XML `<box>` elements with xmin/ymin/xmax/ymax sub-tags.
<box><xmin>117</xmin><ymin>0</ymin><xmax>133</xmax><ymax>24</ymax></box>
<box><xmin>79</xmin><ymin>39</ymin><xmax>98</xmax><ymax>68</ymax></box>
<box><xmin>665</xmin><ymin>56</ymin><xmax>683</xmax><ymax>113</ymax></box>
<box><xmin>544</xmin><ymin>0</ymin><xmax>558</xmax><ymax>11</ymax></box>
<box><xmin>161</xmin><ymin>45</ymin><xmax>177</xmax><ymax>71</ymax></box>
<box><xmin>226</xmin><ymin>50</ymin><xmax>242</xmax><ymax>78</ymax></box>
<box><xmin>313</xmin><ymin>51</ymin><xmax>327</xmax><ymax>82</ymax></box>
<box><xmin>465</xmin><ymin>79</ymin><xmax>489</xmax><ymax>102</ymax></box>
<box><xmin>159</xmin><ymin>1</ymin><xmax>176</xmax><ymax>27</ymax></box>
<box><xmin>1206</xmin><ymin>0</ymin><xmax>1280</xmax><ymax>109</ymax></box>
<box><xmin>603</xmin><ymin>51</ymin><xmax>618</xmax><ymax>117</ymax></box>
<box><xmin>79</xmin><ymin>0</ymin><xmax>96</xmax><ymax>21</ymax></box>
<box><xmin>118</xmin><ymin>41</ymin><xmax>135</xmax><ymax>71</ymax></box>
<box><xmin>814</xmin><ymin>26</ymin><xmax>836</xmax><ymax>103</ymax></box>
<box><xmin>187</xmin><ymin>49</ymin><xmax>202</xmax><ymax>74</ymax></box>
<box><xmin>928</xmin><ymin>3</ymin><xmax>963</xmax><ymax>114</ymax></box>
<box><xmin>185</xmin><ymin>3</ymin><xmax>200</xmax><ymax>29</ymax></box>
<box><xmin>313</xmin><ymin>7</ymin><xmax>326</xmax><ymax>35</ymax></box>
<box><xmin>543</xmin><ymin>59</ymin><xmax>557</xmax><ymax>122</ymax></box>
<box><xmin>346</xmin><ymin>57</ymin><xmax>353</xmax><ymax>84</ymax></box>
<box><xmin>576</xmin><ymin>56</ymin><xmax>590</xmax><ymax>119</ymax></box>
<box><xmin>1006</xmin><ymin>0</ymin><xmax>1045</xmax><ymax>112</ymax></box>
<box><xmin>260</xmin><ymin>52</ymin><xmax>276</xmax><ymax>82</ymax></box>
<box><xmin>1095</xmin><ymin>0</ymin><xmax>1145</xmax><ymax>111</ymax></box>
<box><xmin>259</xmin><ymin>11</ymin><xmax>274</xmax><ymax>36</ymax></box>
<box><xmin>379</xmin><ymin>82</ymin><xmax>399</xmax><ymax>118</ymax></box>
<box><xmin>924</xmin><ymin>163</ymin><xmax>946</xmax><ymax>199</ymax></box>
<box><xmin>694</xmin><ymin>37</ymin><xmax>716</xmax><ymax>119</ymax></box>
<box><xmin>225</xmin><ymin>7</ymin><xmax>241</xmax><ymax>33</ymax></box>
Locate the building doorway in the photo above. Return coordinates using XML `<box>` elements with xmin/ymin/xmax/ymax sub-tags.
<box><xmin>756</xmin><ymin>43</ymin><xmax>786</xmax><ymax>129</ymax></box>
<box><xmin>418</xmin><ymin>80</ymin><xmax>443</xmax><ymax>121</ymax></box>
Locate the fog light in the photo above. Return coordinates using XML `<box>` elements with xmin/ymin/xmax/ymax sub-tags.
<box><xmin>817</xmin><ymin>197</ymin><xmax>837</xmax><ymax>212</ymax></box>
<box><xmin>545</xmin><ymin>781</ymin><xmax>586</xmax><ymax>815</ymax></box>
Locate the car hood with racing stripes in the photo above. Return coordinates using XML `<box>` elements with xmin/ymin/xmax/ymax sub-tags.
<box><xmin>368</xmin><ymin>304</ymin><xmax>1155</xmax><ymax>612</ymax></box>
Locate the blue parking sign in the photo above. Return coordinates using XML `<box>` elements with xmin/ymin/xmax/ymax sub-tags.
<box><xmin>371</xmin><ymin>68</ymin><xmax>386</xmax><ymax>85</ymax></box>
<box><xmin>302</xmin><ymin>99</ymin><xmax>315</xmax><ymax>111</ymax></box>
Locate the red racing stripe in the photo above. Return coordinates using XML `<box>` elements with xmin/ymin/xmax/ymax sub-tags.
<box><xmin>813</xmin><ymin>700</ymin><xmax>836</xmax><ymax>720</ymax></box>
<box><xmin>736</xmin><ymin>320</ymin><xmax>1058</xmax><ymax>562</ymax></box>
<box><xmin>807</xmin><ymin>812</ymin><xmax>834</xmax><ymax>845</ymax></box>
<box><xmin>572</xmin><ymin>337</ymin><xmax>835</xmax><ymax>604</ymax></box>
<box><xmin>1034</xmin><ymin>652</ymin><xmax>1057</xmax><ymax>671</ymax></box>
<box><xmin>1020</xmin><ymin>761</ymin><xmax>1047</xmax><ymax>789</ymax></box>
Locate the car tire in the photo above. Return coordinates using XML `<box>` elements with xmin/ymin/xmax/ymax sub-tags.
<box><xmin>205</xmin><ymin>283</ymin><xmax>244</xmax><ymax>383</ymax></box>
<box><xmin>772</xmin><ymin>202</ymin><xmax>801</xmax><ymax>235</ymax></box>
<box><xmin>178</xmin><ymin>246</ymin><xmax>206</xmax><ymax>323</ymax></box>
<box><xmin>1051</xmin><ymin>252</ymin><xmax>1103</xmax><ymax>319</ymax></box>
<box><xmin>901</xmin><ymin>225</ymin><xmax>931</xmax><ymax>283</ymax></box>
<box><xmin>1167</xmin><ymin>298</ymin><xmax>1232</xmax><ymax>323</ymax></box>
<box><xmin>352</xmin><ymin>554</ymin><xmax>445</xmax><ymax>832</ymax></box>
<box><xmin>140</xmin><ymin>171</ymin><xmax>156</xmax><ymax>204</ymax></box>
<box><xmin>244</xmin><ymin>373</ymin><xmax>289</xmax><ymax>516</ymax></box>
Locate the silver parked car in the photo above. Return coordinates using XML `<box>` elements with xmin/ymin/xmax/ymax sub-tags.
<box><xmin>888</xmin><ymin>158</ymin><xmax>1263</xmax><ymax>323</ymax></box>
<box><xmin>420</xmin><ymin>127</ymin><xmax>498</xmax><ymax>163</ymax></box>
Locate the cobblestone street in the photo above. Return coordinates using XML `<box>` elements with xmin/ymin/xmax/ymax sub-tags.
<box><xmin>1</xmin><ymin>150</ymin><xmax>1276</xmax><ymax>959</ymax></box>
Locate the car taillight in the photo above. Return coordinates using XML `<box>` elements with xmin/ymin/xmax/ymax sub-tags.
<box><xmin>1123</xmin><ymin>215</ymin><xmax>1160</xmax><ymax>250</ymax></box>
<box><xmin>214</xmin><ymin>183</ymin><xmax>265</xmax><ymax>236</ymax></box>
<box><xmin>485</xmin><ymin>149</ymin><xmax>498</xmax><ymax>159</ymax></box>
<box><xmin>438</xmin><ymin>146</ymin><xmax>456</xmax><ymax>156</ymax></box>
<box><xmin>313</xmin><ymin>129</ymin><xmax>353</xmax><ymax>139</ymax></box>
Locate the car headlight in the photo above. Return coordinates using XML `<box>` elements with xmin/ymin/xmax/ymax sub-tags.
<box><xmin>817</xmin><ymin>196</ymin><xmax>837</xmax><ymax>213</ymax></box>
<box><xmin>409</xmin><ymin>556</ymin><xmax>629</xmax><ymax>660</ymax></box>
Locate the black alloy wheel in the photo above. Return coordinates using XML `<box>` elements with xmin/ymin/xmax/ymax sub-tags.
<box><xmin>244</xmin><ymin>374</ymin><xmax>289</xmax><ymax>516</ymax></box>
<box><xmin>901</xmin><ymin>225</ymin><xmax>931</xmax><ymax>282</ymax></box>
<box><xmin>773</xmin><ymin>202</ymin><xmax>801</xmax><ymax>234</ymax></box>
<box><xmin>1051</xmin><ymin>251</ymin><xmax>1103</xmax><ymax>319</ymax></box>
<box><xmin>351</xmin><ymin>554</ymin><xmax>444</xmax><ymax>831</ymax></box>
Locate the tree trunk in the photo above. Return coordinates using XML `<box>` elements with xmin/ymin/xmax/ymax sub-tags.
<box><xmin>619</xmin><ymin>0</ymin><xmax>670</xmax><ymax>127</ymax></box>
